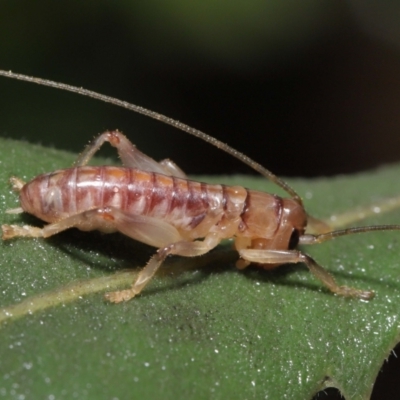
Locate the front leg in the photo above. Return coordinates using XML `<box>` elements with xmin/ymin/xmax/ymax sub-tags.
<box><xmin>239</xmin><ymin>248</ymin><xmax>374</xmax><ymax>300</ymax></box>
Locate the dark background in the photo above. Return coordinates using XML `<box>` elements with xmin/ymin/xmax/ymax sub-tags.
<box><xmin>1</xmin><ymin>1</ymin><xmax>400</xmax><ymax>178</ymax></box>
<box><xmin>1</xmin><ymin>3</ymin><xmax>400</xmax><ymax>398</ymax></box>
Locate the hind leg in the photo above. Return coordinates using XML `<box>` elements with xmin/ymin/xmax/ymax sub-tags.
<box><xmin>74</xmin><ymin>130</ymin><xmax>186</xmax><ymax>177</ymax></box>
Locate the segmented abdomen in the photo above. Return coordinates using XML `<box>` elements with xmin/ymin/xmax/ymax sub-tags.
<box><xmin>20</xmin><ymin>166</ymin><xmax>257</xmax><ymax>234</ymax></box>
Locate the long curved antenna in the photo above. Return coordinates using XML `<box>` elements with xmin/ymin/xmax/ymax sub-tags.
<box><xmin>0</xmin><ymin>69</ymin><xmax>303</xmax><ymax>206</ymax></box>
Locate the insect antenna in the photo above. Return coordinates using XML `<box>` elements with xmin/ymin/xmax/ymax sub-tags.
<box><xmin>0</xmin><ymin>69</ymin><xmax>302</xmax><ymax>205</ymax></box>
<box><xmin>300</xmin><ymin>224</ymin><xmax>400</xmax><ymax>245</ymax></box>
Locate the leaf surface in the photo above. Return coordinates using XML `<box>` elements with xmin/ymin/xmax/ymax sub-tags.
<box><xmin>0</xmin><ymin>137</ymin><xmax>399</xmax><ymax>399</ymax></box>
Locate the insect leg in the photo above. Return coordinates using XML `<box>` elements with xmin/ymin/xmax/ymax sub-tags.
<box><xmin>105</xmin><ymin>231</ymin><xmax>222</xmax><ymax>303</ymax></box>
<box><xmin>74</xmin><ymin>130</ymin><xmax>186</xmax><ymax>177</ymax></box>
<box><xmin>2</xmin><ymin>208</ymin><xmax>123</xmax><ymax>240</ymax></box>
<box><xmin>2</xmin><ymin>206</ymin><xmax>185</xmax><ymax>244</ymax></box>
<box><xmin>239</xmin><ymin>248</ymin><xmax>373</xmax><ymax>300</ymax></box>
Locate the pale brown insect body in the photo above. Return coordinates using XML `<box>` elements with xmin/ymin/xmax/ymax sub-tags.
<box><xmin>22</xmin><ymin>165</ymin><xmax>243</xmax><ymax>232</ymax></box>
<box><xmin>19</xmin><ymin>165</ymin><xmax>305</xmax><ymax>247</ymax></box>
<box><xmin>1</xmin><ymin>69</ymin><xmax>400</xmax><ymax>303</ymax></box>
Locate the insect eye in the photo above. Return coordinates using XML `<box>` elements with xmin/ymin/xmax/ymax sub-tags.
<box><xmin>289</xmin><ymin>229</ymin><xmax>300</xmax><ymax>249</ymax></box>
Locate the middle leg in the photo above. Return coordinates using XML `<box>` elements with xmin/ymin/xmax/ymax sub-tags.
<box><xmin>105</xmin><ymin>232</ymin><xmax>223</xmax><ymax>303</ymax></box>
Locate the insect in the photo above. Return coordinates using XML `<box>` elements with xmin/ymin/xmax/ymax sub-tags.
<box><xmin>1</xmin><ymin>70</ymin><xmax>400</xmax><ymax>303</ymax></box>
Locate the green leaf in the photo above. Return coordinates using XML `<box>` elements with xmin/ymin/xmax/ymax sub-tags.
<box><xmin>0</xmin><ymin>137</ymin><xmax>400</xmax><ymax>399</ymax></box>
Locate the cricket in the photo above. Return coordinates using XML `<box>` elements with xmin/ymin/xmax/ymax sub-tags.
<box><xmin>1</xmin><ymin>69</ymin><xmax>399</xmax><ymax>303</ymax></box>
